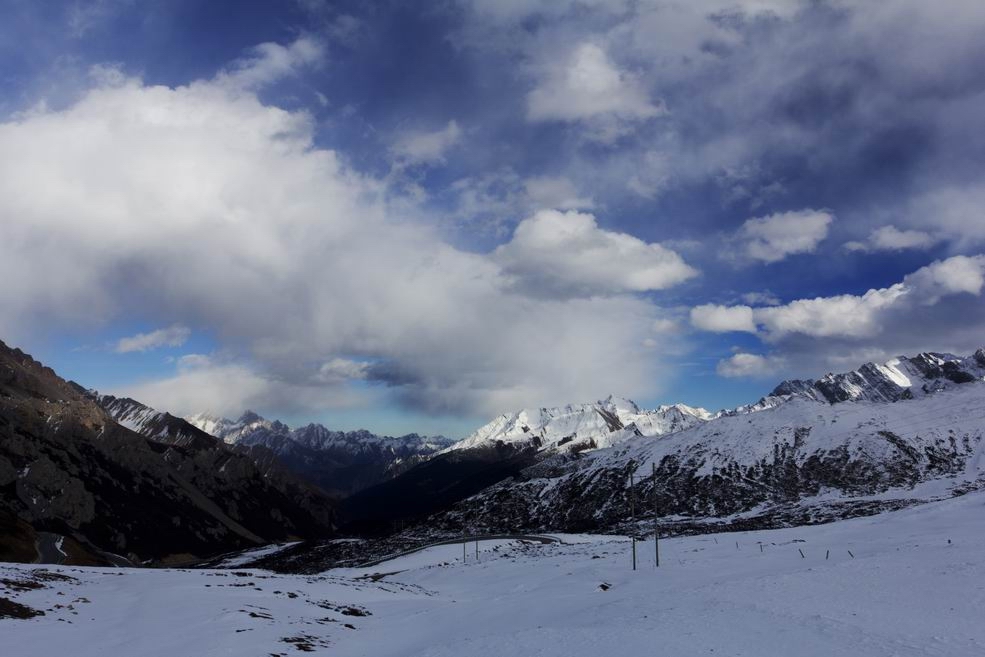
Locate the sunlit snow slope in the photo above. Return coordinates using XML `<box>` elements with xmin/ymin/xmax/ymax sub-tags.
<box><xmin>3</xmin><ymin>490</ymin><xmax>985</xmax><ymax>657</ymax></box>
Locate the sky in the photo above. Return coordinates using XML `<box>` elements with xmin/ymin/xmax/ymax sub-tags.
<box><xmin>1</xmin><ymin>0</ymin><xmax>984</xmax><ymax>438</ymax></box>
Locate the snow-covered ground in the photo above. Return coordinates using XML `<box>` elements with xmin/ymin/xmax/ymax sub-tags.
<box><xmin>4</xmin><ymin>492</ymin><xmax>985</xmax><ymax>656</ymax></box>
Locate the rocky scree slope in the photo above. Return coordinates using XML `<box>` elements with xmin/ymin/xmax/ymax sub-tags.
<box><xmin>0</xmin><ymin>340</ymin><xmax>335</xmax><ymax>565</ymax></box>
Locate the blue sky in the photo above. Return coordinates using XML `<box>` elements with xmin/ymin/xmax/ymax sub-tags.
<box><xmin>2</xmin><ymin>0</ymin><xmax>984</xmax><ymax>437</ymax></box>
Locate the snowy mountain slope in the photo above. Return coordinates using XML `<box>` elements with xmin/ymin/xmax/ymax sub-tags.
<box><xmin>428</xmin><ymin>350</ymin><xmax>985</xmax><ymax>534</ymax></box>
<box><xmin>439</xmin><ymin>349</ymin><xmax>985</xmax><ymax>461</ymax></box>
<box><xmin>444</xmin><ymin>395</ymin><xmax>713</xmax><ymax>456</ymax></box>
<box><xmin>343</xmin><ymin>348</ymin><xmax>985</xmax><ymax>534</ymax></box>
<box><xmin>771</xmin><ymin>349</ymin><xmax>985</xmax><ymax>404</ymax></box>
<box><xmin>186</xmin><ymin>411</ymin><xmax>455</xmax><ymax>496</ymax></box>
<box><xmin>4</xmin><ymin>490</ymin><xmax>985</xmax><ymax>657</ymax></box>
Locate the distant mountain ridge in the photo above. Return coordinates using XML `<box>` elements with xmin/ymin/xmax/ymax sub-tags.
<box><xmin>339</xmin><ymin>348</ymin><xmax>985</xmax><ymax>538</ymax></box>
<box><xmin>425</xmin><ymin>348</ymin><xmax>985</xmax><ymax>535</ymax></box>
<box><xmin>444</xmin><ymin>395</ymin><xmax>712</xmax><ymax>456</ymax></box>
<box><xmin>186</xmin><ymin>411</ymin><xmax>455</xmax><ymax>496</ymax></box>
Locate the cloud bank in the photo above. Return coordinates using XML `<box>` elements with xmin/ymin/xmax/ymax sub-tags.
<box><xmin>0</xmin><ymin>41</ymin><xmax>690</xmax><ymax>418</ymax></box>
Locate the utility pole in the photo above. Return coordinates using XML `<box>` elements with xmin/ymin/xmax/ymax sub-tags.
<box><xmin>629</xmin><ymin>470</ymin><xmax>637</xmax><ymax>571</ymax></box>
<box><xmin>463</xmin><ymin>536</ymin><xmax>467</xmax><ymax>563</ymax></box>
<box><xmin>652</xmin><ymin>462</ymin><xmax>660</xmax><ymax>568</ymax></box>
<box><xmin>475</xmin><ymin>540</ymin><xmax>479</xmax><ymax>562</ymax></box>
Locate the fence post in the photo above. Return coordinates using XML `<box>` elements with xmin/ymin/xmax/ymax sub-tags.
<box><xmin>629</xmin><ymin>471</ymin><xmax>637</xmax><ymax>571</ymax></box>
<box><xmin>652</xmin><ymin>462</ymin><xmax>659</xmax><ymax>568</ymax></box>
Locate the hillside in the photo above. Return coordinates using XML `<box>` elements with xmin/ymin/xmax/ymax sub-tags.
<box><xmin>0</xmin><ymin>340</ymin><xmax>335</xmax><ymax>565</ymax></box>
<box><xmin>4</xmin><ymin>489</ymin><xmax>985</xmax><ymax>656</ymax></box>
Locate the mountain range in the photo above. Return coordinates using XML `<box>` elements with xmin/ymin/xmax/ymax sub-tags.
<box><xmin>3</xmin><ymin>337</ymin><xmax>984</xmax><ymax>569</ymax></box>
<box><xmin>183</xmin><ymin>411</ymin><xmax>454</xmax><ymax>496</ymax></box>
<box><xmin>421</xmin><ymin>349</ymin><xmax>985</xmax><ymax>536</ymax></box>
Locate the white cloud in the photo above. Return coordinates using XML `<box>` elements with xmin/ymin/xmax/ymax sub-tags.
<box><xmin>118</xmin><ymin>356</ymin><xmax>372</xmax><ymax>418</ymax></box>
<box><xmin>391</xmin><ymin>120</ymin><xmax>462</xmax><ymax>165</ymax></box>
<box><xmin>315</xmin><ymin>358</ymin><xmax>370</xmax><ymax>383</ymax></box>
<box><xmin>740</xmin><ymin>290</ymin><xmax>781</xmax><ymax>306</ymax></box>
<box><xmin>689</xmin><ymin>304</ymin><xmax>757</xmax><ymax>333</ymax></box>
<box><xmin>524</xmin><ymin>176</ymin><xmax>593</xmax><ymax>210</ymax></box>
<box><xmin>754</xmin><ymin>286</ymin><xmax>907</xmax><ymax>339</ymax></box>
<box><xmin>692</xmin><ymin>255</ymin><xmax>985</xmax><ymax>341</ymax></box>
<box><xmin>651</xmin><ymin>318</ymin><xmax>679</xmax><ymax>334</ymax></box>
<box><xmin>115</xmin><ymin>325</ymin><xmax>190</xmax><ymax>353</ymax></box>
<box><xmin>716</xmin><ymin>352</ymin><xmax>785</xmax><ymax>378</ymax></box>
<box><xmin>216</xmin><ymin>37</ymin><xmax>324</xmax><ymax>90</ymax></box>
<box><xmin>845</xmin><ymin>225</ymin><xmax>939</xmax><ymax>252</ymax></box>
<box><xmin>492</xmin><ymin>209</ymin><xmax>697</xmax><ymax>297</ymax></box>
<box><xmin>735</xmin><ymin>209</ymin><xmax>833</xmax><ymax>264</ymax></box>
<box><xmin>0</xmin><ymin>43</ymin><xmax>682</xmax><ymax>418</ymax></box>
<box><xmin>527</xmin><ymin>43</ymin><xmax>663</xmax><ymax>126</ymax></box>
<box><xmin>903</xmin><ymin>254</ymin><xmax>985</xmax><ymax>303</ymax></box>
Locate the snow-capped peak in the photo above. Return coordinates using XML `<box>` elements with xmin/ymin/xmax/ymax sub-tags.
<box><xmin>443</xmin><ymin>396</ymin><xmax>713</xmax><ymax>456</ymax></box>
<box><xmin>771</xmin><ymin>350</ymin><xmax>985</xmax><ymax>405</ymax></box>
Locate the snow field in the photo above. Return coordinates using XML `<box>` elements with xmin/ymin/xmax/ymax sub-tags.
<box><xmin>4</xmin><ymin>491</ymin><xmax>985</xmax><ymax>656</ymax></box>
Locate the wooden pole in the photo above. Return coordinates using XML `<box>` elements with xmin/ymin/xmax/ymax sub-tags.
<box><xmin>652</xmin><ymin>462</ymin><xmax>659</xmax><ymax>568</ymax></box>
<box><xmin>629</xmin><ymin>471</ymin><xmax>637</xmax><ymax>571</ymax></box>
<box><xmin>476</xmin><ymin>540</ymin><xmax>479</xmax><ymax>562</ymax></box>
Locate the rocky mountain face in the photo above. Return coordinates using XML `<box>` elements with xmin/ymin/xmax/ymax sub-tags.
<box><xmin>186</xmin><ymin>411</ymin><xmax>454</xmax><ymax>497</ymax></box>
<box><xmin>771</xmin><ymin>350</ymin><xmax>985</xmax><ymax>404</ymax></box>
<box><xmin>0</xmin><ymin>340</ymin><xmax>335</xmax><ymax>566</ymax></box>
<box><xmin>352</xmin><ymin>349</ymin><xmax>985</xmax><ymax>538</ymax></box>
<box><xmin>96</xmin><ymin>394</ymin><xmax>217</xmax><ymax>450</ymax></box>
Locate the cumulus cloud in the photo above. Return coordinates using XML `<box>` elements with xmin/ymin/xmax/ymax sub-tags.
<box><xmin>492</xmin><ymin>209</ymin><xmax>697</xmax><ymax>297</ymax></box>
<box><xmin>903</xmin><ymin>254</ymin><xmax>985</xmax><ymax>303</ymax></box>
<box><xmin>115</xmin><ymin>325</ymin><xmax>191</xmax><ymax>353</ymax></box>
<box><xmin>844</xmin><ymin>225</ymin><xmax>940</xmax><ymax>252</ymax></box>
<box><xmin>391</xmin><ymin>120</ymin><xmax>462</xmax><ymax>166</ymax></box>
<box><xmin>692</xmin><ymin>255</ymin><xmax>985</xmax><ymax>342</ymax></box>
<box><xmin>689</xmin><ymin>304</ymin><xmax>756</xmax><ymax>333</ymax></box>
<box><xmin>527</xmin><ymin>42</ymin><xmax>663</xmax><ymax>138</ymax></box>
<box><xmin>755</xmin><ymin>286</ymin><xmax>907</xmax><ymax>339</ymax></box>
<box><xmin>716</xmin><ymin>352</ymin><xmax>785</xmax><ymax>378</ymax></box>
<box><xmin>734</xmin><ymin>210</ymin><xmax>833</xmax><ymax>264</ymax></box>
<box><xmin>0</xmin><ymin>41</ymin><xmax>689</xmax><ymax>418</ymax></box>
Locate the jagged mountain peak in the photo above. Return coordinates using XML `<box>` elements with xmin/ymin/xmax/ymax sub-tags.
<box><xmin>770</xmin><ymin>349</ymin><xmax>985</xmax><ymax>405</ymax></box>
<box><xmin>445</xmin><ymin>396</ymin><xmax>713</xmax><ymax>457</ymax></box>
<box><xmin>237</xmin><ymin>409</ymin><xmax>265</xmax><ymax>425</ymax></box>
<box><xmin>184</xmin><ymin>410</ymin><xmax>456</xmax><ymax>496</ymax></box>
